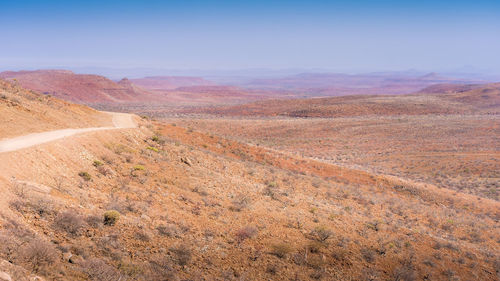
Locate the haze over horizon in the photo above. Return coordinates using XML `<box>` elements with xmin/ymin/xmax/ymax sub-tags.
<box><xmin>2</xmin><ymin>0</ymin><xmax>500</xmax><ymax>75</ymax></box>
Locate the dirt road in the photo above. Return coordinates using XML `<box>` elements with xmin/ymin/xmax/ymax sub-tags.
<box><xmin>0</xmin><ymin>112</ymin><xmax>136</xmax><ymax>153</ymax></box>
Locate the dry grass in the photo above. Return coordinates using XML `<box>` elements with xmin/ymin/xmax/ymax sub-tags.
<box><xmin>174</xmin><ymin>114</ymin><xmax>499</xmax><ymax>200</ymax></box>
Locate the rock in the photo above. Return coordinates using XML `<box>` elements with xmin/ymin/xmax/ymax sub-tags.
<box><xmin>180</xmin><ymin>157</ymin><xmax>192</xmax><ymax>166</ymax></box>
<box><xmin>62</xmin><ymin>252</ymin><xmax>73</xmax><ymax>262</ymax></box>
<box><xmin>0</xmin><ymin>272</ymin><xmax>12</xmax><ymax>281</ymax></box>
<box><xmin>68</xmin><ymin>255</ymin><xmax>83</xmax><ymax>264</ymax></box>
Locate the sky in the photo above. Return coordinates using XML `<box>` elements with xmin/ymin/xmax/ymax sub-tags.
<box><xmin>1</xmin><ymin>0</ymin><xmax>500</xmax><ymax>74</ymax></box>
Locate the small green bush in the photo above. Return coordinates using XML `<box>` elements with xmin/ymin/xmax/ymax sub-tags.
<box><xmin>146</xmin><ymin>146</ymin><xmax>159</xmax><ymax>152</ymax></box>
<box><xmin>93</xmin><ymin>160</ymin><xmax>103</xmax><ymax>167</ymax></box>
<box><xmin>78</xmin><ymin>171</ymin><xmax>91</xmax><ymax>181</ymax></box>
<box><xmin>133</xmin><ymin>165</ymin><xmax>145</xmax><ymax>171</ymax></box>
<box><xmin>103</xmin><ymin>210</ymin><xmax>120</xmax><ymax>226</ymax></box>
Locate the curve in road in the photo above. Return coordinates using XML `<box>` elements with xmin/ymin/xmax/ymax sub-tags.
<box><xmin>0</xmin><ymin>112</ymin><xmax>136</xmax><ymax>153</ymax></box>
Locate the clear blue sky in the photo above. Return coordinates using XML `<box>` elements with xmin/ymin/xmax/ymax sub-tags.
<box><xmin>1</xmin><ymin>0</ymin><xmax>500</xmax><ymax>73</ymax></box>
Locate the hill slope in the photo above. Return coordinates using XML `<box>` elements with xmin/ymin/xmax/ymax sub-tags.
<box><xmin>0</xmin><ymin>70</ymin><xmax>157</xmax><ymax>105</ymax></box>
<box><xmin>0</xmin><ymin>79</ymin><xmax>112</xmax><ymax>138</ymax></box>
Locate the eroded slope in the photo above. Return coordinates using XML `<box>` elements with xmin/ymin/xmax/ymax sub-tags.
<box><xmin>0</xmin><ymin>79</ymin><xmax>112</xmax><ymax>138</ymax></box>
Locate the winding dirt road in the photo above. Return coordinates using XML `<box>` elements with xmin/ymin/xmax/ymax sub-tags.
<box><xmin>0</xmin><ymin>112</ymin><xmax>136</xmax><ymax>153</ymax></box>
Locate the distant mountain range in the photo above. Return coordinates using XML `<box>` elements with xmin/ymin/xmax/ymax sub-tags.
<box><xmin>0</xmin><ymin>69</ymin><xmax>495</xmax><ymax>106</ymax></box>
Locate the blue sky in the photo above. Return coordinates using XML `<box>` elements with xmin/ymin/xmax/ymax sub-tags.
<box><xmin>1</xmin><ymin>0</ymin><xmax>500</xmax><ymax>73</ymax></box>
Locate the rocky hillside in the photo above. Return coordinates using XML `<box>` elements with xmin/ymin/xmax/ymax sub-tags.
<box><xmin>0</xmin><ymin>70</ymin><xmax>157</xmax><ymax>105</ymax></box>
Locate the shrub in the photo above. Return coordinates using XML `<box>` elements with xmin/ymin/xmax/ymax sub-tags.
<box><xmin>157</xmin><ymin>224</ymin><xmax>179</xmax><ymax>237</ymax></box>
<box><xmin>263</xmin><ymin>186</ymin><xmax>278</xmax><ymax>200</ymax></box>
<box><xmin>266</xmin><ymin>264</ymin><xmax>278</xmax><ymax>274</ymax></box>
<box><xmin>21</xmin><ymin>239</ymin><xmax>57</xmax><ymax>273</ymax></box>
<box><xmin>118</xmin><ymin>261</ymin><xmax>144</xmax><ymax>278</ymax></box>
<box><xmin>83</xmin><ymin>258</ymin><xmax>121</xmax><ymax>281</ymax></box>
<box><xmin>54</xmin><ymin>211</ymin><xmax>85</xmax><ymax>236</ymax></box>
<box><xmin>103</xmin><ymin>210</ymin><xmax>120</xmax><ymax>226</ymax></box>
<box><xmin>97</xmin><ymin>165</ymin><xmax>112</xmax><ymax>176</ymax></box>
<box><xmin>169</xmin><ymin>244</ymin><xmax>192</xmax><ymax>266</ymax></box>
<box><xmin>393</xmin><ymin>263</ymin><xmax>416</xmax><ymax>281</ymax></box>
<box><xmin>133</xmin><ymin>165</ymin><xmax>145</xmax><ymax>171</ymax></box>
<box><xmin>147</xmin><ymin>255</ymin><xmax>178</xmax><ymax>280</ymax></box>
<box><xmin>134</xmin><ymin>230</ymin><xmax>151</xmax><ymax>242</ymax></box>
<box><xmin>361</xmin><ymin>247</ymin><xmax>376</xmax><ymax>263</ymax></box>
<box><xmin>86</xmin><ymin>215</ymin><xmax>102</xmax><ymax>228</ymax></box>
<box><xmin>229</xmin><ymin>196</ymin><xmax>250</xmax><ymax>212</ymax></box>
<box><xmin>366</xmin><ymin>221</ymin><xmax>380</xmax><ymax>231</ymax></box>
<box><xmin>310</xmin><ymin>226</ymin><xmax>333</xmax><ymax>243</ymax></box>
<box><xmin>101</xmin><ymin>155</ymin><xmax>114</xmax><ymax>164</ymax></box>
<box><xmin>307</xmin><ymin>255</ymin><xmax>325</xmax><ymax>269</ymax></box>
<box><xmin>270</xmin><ymin>242</ymin><xmax>292</xmax><ymax>259</ymax></box>
<box><xmin>267</xmin><ymin>181</ymin><xmax>278</xmax><ymax>188</ymax></box>
<box><xmin>10</xmin><ymin>196</ymin><xmax>55</xmax><ymax>217</ymax></box>
<box><xmin>93</xmin><ymin>160</ymin><xmax>103</xmax><ymax>167</ymax></box>
<box><xmin>307</xmin><ymin>241</ymin><xmax>324</xmax><ymax>253</ymax></box>
<box><xmin>32</xmin><ymin>197</ymin><xmax>55</xmax><ymax>216</ymax></box>
<box><xmin>235</xmin><ymin>226</ymin><xmax>258</xmax><ymax>242</ymax></box>
<box><xmin>146</xmin><ymin>146</ymin><xmax>159</xmax><ymax>152</ymax></box>
<box><xmin>78</xmin><ymin>171</ymin><xmax>91</xmax><ymax>181</ymax></box>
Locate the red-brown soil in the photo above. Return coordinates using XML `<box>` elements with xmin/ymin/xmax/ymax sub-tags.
<box><xmin>0</xmin><ymin>70</ymin><xmax>158</xmax><ymax>105</ymax></box>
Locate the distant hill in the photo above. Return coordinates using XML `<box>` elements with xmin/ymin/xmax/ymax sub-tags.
<box><xmin>0</xmin><ymin>70</ymin><xmax>157</xmax><ymax>104</ymax></box>
<box><xmin>130</xmin><ymin>76</ymin><xmax>216</xmax><ymax>90</ymax></box>
<box><xmin>186</xmin><ymin>82</ymin><xmax>500</xmax><ymax>117</ymax></box>
<box><xmin>421</xmin><ymin>82</ymin><xmax>500</xmax><ymax>110</ymax></box>
<box><xmin>244</xmin><ymin>72</ymin><xmax>481</xmax><ymax>96</ymax></box>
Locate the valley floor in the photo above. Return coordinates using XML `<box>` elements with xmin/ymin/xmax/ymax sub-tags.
<box><xmin>174</xmin><ymin>114</ymin><xmax>500</xmax><ymax>201</ymax></box>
